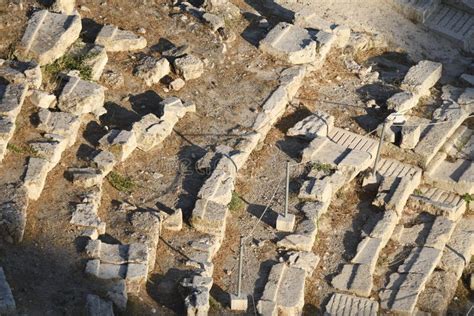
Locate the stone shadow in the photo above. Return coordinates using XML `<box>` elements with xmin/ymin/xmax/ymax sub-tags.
<box><xmin>366</xmin><ymin>51</ymin><xmax>414</xmax><ymax>84</ymax></box>
<box><xmin>99</xmin><ymin>101</ymin><xmax>141</xmax><ymax>130</ymax></box>
<box><xmin>129</xmin><ymin>90</ymin><xmax>164</xmax><ymax>117</ymax></box>
<box><xmin>246</xmin><ymin>203</ymin><xmax>279</xmax><ymax>229</ymax></box>
<box><xmin>82</xmin><ymin>120</ymin><xmax>107</xmax><ymax>147</ymax></box>
<box><xmin>253</xmin><ymin>259</ymin><xmax>278</xmax><ymax>301</ymax></box>
<box><xmin>146</xmin><ymin>268</ymin><xmax>189</xmax><ymax>315</ymax></box>
<box><xmin>244</xmin><ymin>0</ymin><xmax>294</xmax><ymax>24</ymax></box>
<box><xmin>241</xmin><ymin>11</ymin><xmax>269</xmax><ymax>47</ymax></box>
<box><xmin>80</xmin><ymin>18</ymin><xmax>104</xmax><ymax>43</ymax></box>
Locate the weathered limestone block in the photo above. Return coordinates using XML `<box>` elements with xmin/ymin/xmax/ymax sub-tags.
<box><xmin>29</xmin><ymin>138</ymin><xmax>67</xmax><ymax>164</ymax></box>
<box><xmin>0</xmin><ymin>267</ymin><xmax>15</xmax><ymax>314</ymax></box>
<box><xmin>398</xmin><ymin>247</ymin><xmax>442</xmax><ymax>275</ymax></box>
<box><xmin>191</xmin><ymin>199</ymin><xmax>228</xmax><ymax>236</ymax></box>
<box><xmin>71</xmin><ymin>201</ymin><xmax>106</xmax><ymax>234</ymax></box>
<box><xmin>400</xmin><ymin>124</ymin><xmax>421</xmax><ymax>149</ymax></box>
<box><xmin>202</xmin><ymin>12</ymin><xmax>224</xmax><ymax>32</ymax></box>
<box><xmin>129</xmin><ymin>210</ymin><xmax>161</xmax><ymax>273</ymax></box>
<box><xmin>231</xmin><ymin>133</ymin><xmax>261</xmax><ymax>170</ymax></box>
<box><xmin>37</xmin><ymin>109</ymin><xmax>81</xmax><ymax>147</ymax></box>
<box><xmin>85</xmin><ymin>240</ymin><xmax>148</xmax><ymax>265</ymax></box>
<box><xmin>332</xmin><ymin>264</ymin><xmax>373</xmax><ymax>297</ymax></box>
<box><xmin>0</xmin><ymin>117</ymin><xmax>14</xmax><ymax>162</ymax></box>
<box><xmin>51</xmin><ymin>0</ymin><xmax>76</xmax><ymax>15</ymax></box>
<box><xmin>69</xmin><ymin>42</ymin><xmax>108</xmax><ymax>81</ymax></box>
<box><xmin>325</xmin><ymin>293</ymin><xmax>378</xmax><ymax>316</ymax></box>
<box><xmin>0</xmin><ymin>84</ymin><xmax>28</xmax><ymax>119</ymax></box>
<box><xmin>417</xmin><ymin>270</ymin><xmax>458</xmax><ymax>314</ymax></box>
<box><xmin>85</xmin><ymin>294</ymin><xmax>114</xmax><ymax>316</ymax></box>
<box><xmin>197</xmin><ymin>159</ymin><xmax>235</xmax><ymax>205</ymax></box>
<box><xmin>279</xmin><ymin>65</ymin><xmax>307</xmax><ymax>99</ymax></box>
<box><xmin>287</xmin><ymin>111</ymin><xmax>334</xmax><ymax>140</ymax></box>
<box><xmin>260</xmin><ymin>22</ymin><xmax>317</xmax><ymax>65</ymax></box>
<box><xmin>293</xmin><ymin>7</ymin><xmax>333</xmax><ymax>31</ymax></box>
<box><xmin>173</xmin><ymin>55</ymin><xmax>204</xmax><ymax>81</ymax></box>
<box><xmin>92</xmin><ymin>150</ymin><xmax>117</xmax><ymax>176</ymax></box>
<box><xmin>351</xmin><ymin>237</ymin><xmax>384</xmax><ymax>273</ymax></box>
<box><xmin>287</xmin><ymin>251</ymin><xmax>320</xmax><ymax>277</ymax></box>
<box><xmin>17</xmin><ymin>10</ymin><xmax>82</xmax><ymax>65</ymax></box>
<box><xmin>161</xmin><ymin>97</ymin><xmax>196</xmax><ymax>122</ymax></box>
<box><xmin>299</xmin><ymin>177</ymin><xmax>332</xmax><ymax>202</ymax></box>
<box><xmin>313</xmin><ymin>30</ymin><xmax>337</xmax><ymax>67</ymax></box>
<box><xmin>134</xmin><ymin>56</ymin><xmax>170</xmax><ymax>86</ymax></box>
<box><xmin>424</xmin><ymin>216</ymin><xmax>456</xmax><ymax>250</ymax></box>
<box><xmin>301</xmin><ymin>136</ymin><xmax>330</xmax><ymax>162</ymax></box>
<box><xmin>262</xmin><ymin>86</ymin><xmax>288</xmax><ymax>118</ymax></box>
<box><xmin>0</xmin><ymin>60</ymin><xmax>42</xmax><ymax>88</ymax></box>
<box><xmin>380</xmin><ymin>272</ymin><xmax>425</xmax><ymax>314</ymax></box>
<box><xmin>162</xmin><ymin>209</ymin><xmax>183</xmax><ymax>231</ymax></box>
<box><xmin>107</xmin><ymin>280</ymin><xmax>127</xmax><ymax>312</ymax></box>
<box><xmin>57</xmin><ymin>75</ymin><xmax>105</xmax><ymax>117</ymax></box>
<box><xmin>68</xmin><ymin>167</ymin><xmax>104</xmax><ymax>188</ymax></box>
<box><xmin>85</xmin><ymin>259</ymin><xmax>125</xmax><ymax>280</ymax></box>
<box><xmin>95</xmin><ymin>25</ymin><xmax>147</xmax><ymax>52</ymax></box>
<box><xmin>184</xmin><ymin>286</ymin><xmax>210</xmax><ymax>316</ymax></box>
<box><xmin>0</xmin><ymin>183</ymin><xmax>28</xmax><ymax>244</ymax></box>
<box><xmin>131</xmin><ymin>113</ymin><xmax>166</xmax><ymax>152</ymax></box>
<box><xmin>30</xmin><ymin>90</ymin><xmax>56</xmax><ymax>108</ymax></box>
<box><xmin>23</xmin><ymin>157</ymin><xmax>51</xmax><ymax>200</ymax></box>
<box><xmin>387</xmin><ymin>91</ymin><xmax>419</xmax><ymax>112</ymax></box>
<box><xmin>99</xmin><ymin>130</ymin><xmax>137</xmax><ymax>162</ymax></box>
<box><xmin>438</xmin><ymin>217</ymin><xmax>474</xmax><ymax>278</ymax></box>
<box><xmin>401</xmin><ymin>60</ymin><xmax>442</xmax><ymax>97</ymax></box>
<box><xmin>369</xmin><ymin>210</ymin><xmax>398</xmax><ymax>244</ymax></box>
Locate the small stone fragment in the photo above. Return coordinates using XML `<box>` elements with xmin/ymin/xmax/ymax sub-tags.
<box><xmin>170</xmin><ymin>78</ymin><xmax>185</xmax><ymax>91</ymax></box>
<box><xmin>134</xmin><ymin>56</ymin><xmax>170</xmax><ymax>86</ymax></box>
<box><xmin>95</xmin><ymin>25</ymin><xmax>147</xmax><ymax>52</ymax></box>
<box><xmin>30</xmin><ymin>90</ymin><xmax>56</xmax><ymax>109</ymax></box>
<box><xmin>174</xmin><ymin>55</ymin><xmax>204</xmax><ymax>81</ymax></box>
<box><xmin>162</xmin><ymin>209</ymin><xmax>183</xmax><ymax>231</ymax></box>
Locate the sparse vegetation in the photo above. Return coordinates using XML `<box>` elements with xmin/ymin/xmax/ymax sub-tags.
<box><xmin>209</xmin><ymin>296</ymin><xmax>221</xmax><ymax>310</ymax></box>
<box><xmin>462</xmin><ymin>193</ymin><xmax>473</xmax><ymax>207</ymax></box>
<box><xmin>228</xmin><ymin>191</ymin><xmax>244</xmax><ymax>212</ymax></box>
<box><xmin>43</xmin><ymin>53</ymin><xmax>94</xmax><ymax>81</ymax></box>
<box><xmin>7</xmin><ymin>143</ymin><xmax>39</xmax><ymax>156</ymax></box>
<box><xmin>107</xmin><ymin>171</ymin><xmax>135</xmax><ymax>192</ymax></box>
<box><xmin>312</xmin><ymin>162</ymin><xmax>333</xmax><ymax>174</ymax></box>
<box><xmin>413</xmin><ymin>188</ymin><xmax>423</xmax><ymax>196</ymax></box>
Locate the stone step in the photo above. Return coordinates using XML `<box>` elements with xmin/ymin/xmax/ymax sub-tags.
<box><xmin>425</xmin><ymin>157</ymin><xmax>474</xmax><ymax>194</ymax></box>
<box><xmin>410</xmin><ymin>185</ymin><xmax>467</xmax><ymax>220</ymax></box>
<box><xmin>444</xmin><ymin>0</ymin><xmax>474</xmax><ymax>14</ymax></box>
<box><xmin>325</xmin><ymin>293</ymin><xmax>379</xmax><ymax>316</ymax></box>
<box><xmin>441</xmin><ymin>125</ymin><xmax>473</xmax><ymax>160</ymax></box>
<box><xmin>425</xmin><ymin>3</ymin><xmax>474</xmax><ymax>48</ymax></box>
<box><xmin>387</xmin><ymin>0</ymin><xmax>440</xmax><ymax>23</ymax></box>
<box><xmin>416</xmin><ymin>216</ymin><xmax>474</xmax><ymax>314</ymax></box>
<box><xmin>328</xmin><ymin>128</ymin><xmax>378</xmax><ymax>157</ymax></box>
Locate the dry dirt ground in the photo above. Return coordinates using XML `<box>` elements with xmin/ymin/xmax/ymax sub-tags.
<box><xmin>0</xmin><ymin>0</ymin><xmax>472</xmax><ymax>315</ymax></box>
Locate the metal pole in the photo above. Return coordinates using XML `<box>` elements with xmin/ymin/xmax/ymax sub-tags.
<box><xmin>237</xmin><ymin>236</ymin><xmax>244</xmax><ymax>297</ymax></box>
<box><xmin>285</xmin><ymin>160</ymin><xmax>290</xmax><ymax>217</ymax></box>
<box><xmin>372</xmin><ymin>121</ymin><xmax>386</xmax><ymax>177</ymax></box>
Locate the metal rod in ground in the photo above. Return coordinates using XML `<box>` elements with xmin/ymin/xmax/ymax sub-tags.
<box><xmin>372</xmin><ymin>121</ymin><xmax>386</xmax><ymax>177</ymax></box>
<box><xmin>237</xmin><ymin>236</ymin><xmax>244</xmax><ymax>297</ymax></box>
<box><xmin>284</xmin><ymin>160</ymin><xmax>290</xmax><ymax>217</ymax></box>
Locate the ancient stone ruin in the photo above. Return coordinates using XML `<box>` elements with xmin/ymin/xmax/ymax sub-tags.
<box><xmin>0</xmin><ymin>0</ymin><xmax>472</xmax><ymax>315</ymax></box>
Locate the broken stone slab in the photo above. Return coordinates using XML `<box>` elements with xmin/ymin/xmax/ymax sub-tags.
<box><xmin>293</xmin><ymin>7</ymin><xmax>333</xmax><ymax>31</ymax></box>
<box><xmin>99</xmin><ymin>129</ymin><xmax>137</xmax><ymax>162</ymax></box>
<box><xmin>23</xmin><ymin>157</ymin><xmax>52</xmax><ymax>200</ymax></box>
<box><xmin>0</xmin><ymin>117</ymin><xmax>14</xmax><ymax>162</ymax></box>
<box><xmin>191</xmin><ymin>199</ymin><xmax>228</xmax><ymax>236</ymax></box>
<box><xmin>57</xmin><ymin>75</ymin><xmax>105</xmax><ymax>117</ymax></box>
<box><xmin>0</xmin><ymin>267</ymin><xmax>16</xmax><ymax>314</ymax></box>
<box><xmin>332</xmin><ymin>264</ymin><xmax>373</xmax><ymax>297</ymax></box>
<box><xmin>85</xmin><ymin>240</ymin><xmax>148</xmax><ymax>265</ymax></box>
<box><xmin>133</xmin><ymin>56</ymin><xmax>170</xmax><ymax>87</ymax></box>
<box><xmin>260</xmin><ymin>22</ymin><xmax>317</xmax><ymax>65</ymax></box>
<box><xmin>162</xmin><ymin>209</ymin><xmax>183</xmax><ymax>231</ymax></box>
<box><xmin>438</xmin><ymin>217</ymin><xmax>474</xmax><ymax>278</ymax></box>
<box><xmin>325</xmin><ymin>293</ymin><xmax>378</xmax><ymax>316</ymax></box>
<box><xmin>37</xmin><ymin>109</ymin><xmax>81</xmax><ymax>146</ymax></box>
<box><xmin>29</xmin><ymin>138</ymin><xmax>67</xmax><ymax>164</ymax></box>
<box><xmin>277</xmin><ymin>266</ymin><xmax>306</xmax><ymax>315</ymax></box>
<box><xmin>95</xmin><ymin>25</ymin><xmax>147</xmax><ymax>52</ymax></box>
<box><xmin>416</xmin><ymin>270</ymin><xmax>458</xmax><ymax>314</ymax></box>
<box><xmin>160</xmin><ymin>97</ymin><xmax>196</xmax><ymax>122</ymax></box>
<box><xmin>387</xmin><ymin>91</ymin><xmax>419</xmax><ymax>112</ymax></box>
<box><xmin>368</xmin><ymin>210</ymin><xmax>399</xmax><ymax>244</ymax></box>
<box><xmin>287</xmin><ymin>111</ymin><xmax>334</xmax><ymax>140</ymax></box>
<box><xmin>71</xmin><ymin>202</ymin><xmax>106</xmax><ymax>235</ymax></box>
<box><xmin>401</xmin><ymin>60</ymin><xmax>442</xmax><ymax>97</ymax></box>
<box><xmin>202</xmin><ymin>12</ymin><xmax>224</xmax><ymax>32</ymax></box>
<box><xmin>107</xmin><ymin>280</ymin><xmax>127</xmax><ymax>311</ymax></box>
<box><xmin>400</xmin><ymin>124</ymin><xmax>421</xmax><ymax>149</ymax></box>
<box><xmin>129</xmin><ymin>210</ymin><xmax>161</xmax><ymax>272</ymax></box>
<box><xmin>279</xmin><ymin>65</ymin><xmax>307</xmax><ymax>98</ymax></box>
<box><xmin>351</xmin><ymin>237</ymin><xmax>384</xmax><ymax>274</ymax></box>
<box><xmin>68</xmin><ymin>167</ymin><xmax>104</xmax><ymax>188</ymax></box>
<box><xmin>169</xmin><ymin>78</ymin><xmax>185</xmax><ymax>91</ymax></box>
<box><xmin>85</xmin><ymin>259</ymin><xmax>126</xmax><ymax>280</ymax></box>
<box><xmin>0</xmin><ymin>182</ymin><xmax>28</xmax><ymax>244</ymax></box>
<box><xmin>299</xmin><ymin>177</ymin><xmax>332</xmax><ymax>202</ymax></box>
<box><xmin>173</xmin><ymin>54</ymin><xmax>204</xmax><ymax>81</ymax></box>
<box><xmin>0</xmin><ymin>60</ymin><xmax>42</xmax><ymax>88</ymax></box>
<box><xmin>30</xmin><ymin>90</ymin><xmax>56</xmax><ymax>108</ymax></box>
<box><xmin>184</xmin><ymin>286</ymin><xmax>210</xmax><ymax>316</ymax></box>
<box><xmin>92</xmin><ymin>150</ymin><xmax>117</xmax><ymax>176</ymax></box>
<box><xmin>85</xmin><ymin>294</ymin><xmax>114</xmax><ymax>316</ymax></box>
<box><xmin>425</xmin><ymin>156</ymin><xmax>473</xmax><ymax>194</ymax></box>
<box><xmin>17</xmin><ymin>10</ymin><xmax>82</xmax><ymax>65</ymax></box>
<box><xmin>424</xmin><ymin>216</ymin><xmax>456</xmax><ymax>250</ymax></box>
<box><xmin>69</xmin><ymin>42</ymin><xmax>108</xmax><ymax>81</ymax></box>
<box><xmin>398</xmin><ymin>246</ymin><xmax>443</xmax><ymax>275</ymax></box>
<box><xmin>131</xmin><ymin>113</ymin><xmax>168</xmax><ymax>152</ymax></box>
<box><xmin>0</xmin><ymin>83</ymin><xmax>28</xmax><ymax>119</ymax></box>
<box><xmin>286</xmin><ymin>251</ymin><xmax>320</xmax><ymax>277</ymax></box>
